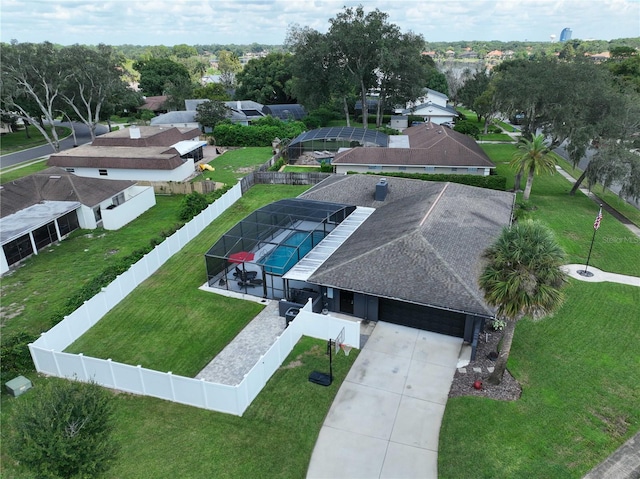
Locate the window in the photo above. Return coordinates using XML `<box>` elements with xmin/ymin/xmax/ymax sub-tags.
<box><xmin>58</xmin><ymin>211</ymin><xmax>80</xmax><ymax>237</ymax></box>
<box><xmin>3</xmin><ymin>234</ymin><xmax>34</xmax><ymax>266</ymax></box>
<box><xmin>425</xmin><ymin>166</ymin><xmax>435</xmax><ymax>172</ymax></box>
<box><xmin>451</xmin><ymin>168</ymin><xmax>458</xmax><ymax>172</ymax></box>
<box><xmin>112</xmin><ymin>192</ymin><xmax>125</xmax><ymax>206</ymax></box>
<box><xmin>398</xmin><ymin>166</ymin><xmax>407</xmax><ymax>171</ymax></box>
<box><xmin>367</xmin><ymin>165</ymin><xmax>382</xmax><ymax>170</ymax></box>
<box><xmin>33</xmin><ymin>222</ymin><xmax>58</xmax><ymax>251</ymax></box>
<box><xmin>468</xmin><ymin>167</ymin><xmax>477</xmax><ymax>173</ymax></box>
<box><xmin>99</xmin><ymin>169</ymin><xmax>108</xmax><ymax>176</ymax></box>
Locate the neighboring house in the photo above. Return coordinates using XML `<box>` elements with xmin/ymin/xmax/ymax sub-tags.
<box><xmin>47</xmin><ymin>126</ymin><xmax>206</xmax><ymax>182</ymax></box>
<box><xmin>401</xmin><ymin>102</ymin><xmax>459</xmax><ymax>125</ymax></box>
<box><xmin>332</xmin><ymin>122</ymin><xmax>494</xmax><ymax>175</ymax></box>
<box><xmin>1</xmin><ymin>167</ymin><xmax>155</xmax><ymax>274</ymax></box>
<box><xmin>288</xmin><ymin>127</ymin><xmax>389</xmax><ymax>160</ymax></box>
<box><xmin>205</xmin><ymin>174</ymin><xmax>514</xmax><ymax>358</ymax></box>
<box><xmin>150</xmin><ymin>111</ymin><xmax>200</xmax><ymax>129</ymax></box>
<box><xmin>138</xmin><ymin>95</ymin><xmax>168</xmax><ymax>114</ymax></box>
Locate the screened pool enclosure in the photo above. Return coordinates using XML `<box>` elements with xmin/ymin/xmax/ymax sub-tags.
<box><xmin>205</xmin><ymin>198</ymin><xmax>355</xmax><ymax>299</ymax></box>
<box><xmin>287</xmin><ymin>127</ymin><xmax>389</xmax><ymax>160</ymax></box>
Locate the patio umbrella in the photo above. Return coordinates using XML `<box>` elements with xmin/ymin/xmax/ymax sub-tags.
<box><xmin>228</xmin><ymin>251</ymin><xmax>255</xmax><ymax>264</ymax></box>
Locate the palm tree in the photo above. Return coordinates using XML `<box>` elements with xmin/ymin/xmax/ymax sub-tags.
<box><xmin>479</xmin><ymin>220</ymin><xmax>567</xmax><ymax>385</ymax></box>
<box><xmin>510</xmin><ymin>134</ymin><xmax>557</xmax><ymax>200</ymax></box>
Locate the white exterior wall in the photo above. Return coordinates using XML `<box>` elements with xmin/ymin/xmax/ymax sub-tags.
<box><xmin>102</xmin><ymin>186</ymin><xmax>156</xmax><ymax>230</ymax></box>
<box><xmin>69</xmin><ymin>159</ymin><xmax>195</xmax><ymax>182</ymax></box>
<box><xmin>77</xmin><ymin>205</ymin><xmax>98</xmax><ymax>229</ymax></box>
<box><xmin>0</xmin><ymin>251</ymin><xmax>9</xmax><ymax>275</ymax></box>
<box><xmin>334</xmin><ymin>165</ymin><xmax>490</xmax><ymax>175</ymax></box>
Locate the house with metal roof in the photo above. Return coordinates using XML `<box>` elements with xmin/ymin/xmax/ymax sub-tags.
<box><xmin>204</xmin><ymin>174</ymin><xmax>514</xmax><ymax>357</ymax></box>
<box><xmin>332</xmin><ymin>122</ymin><xmax>495</xmax><ymax>175</ymax></box>
<box><xmin>47</xmin><ymin>126</ymin><xmax>206</xmax><ymax>182</ymax></box>
<box><xmin>1</xmin><ymin>167</ymin><xmax>155</xmax><ymax>274</ymax></box>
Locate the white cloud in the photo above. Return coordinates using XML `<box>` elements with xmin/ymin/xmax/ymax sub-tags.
<box><xmin>1</xmin><ymin>0</ymin><xmax>638</xmax><ymax>45</ymax></box>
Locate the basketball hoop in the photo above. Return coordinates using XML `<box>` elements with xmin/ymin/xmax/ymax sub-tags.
<box><xmin>340</xmin><ymin>343</ymin><xmax>353</xmax><ymax>356</ymax></box>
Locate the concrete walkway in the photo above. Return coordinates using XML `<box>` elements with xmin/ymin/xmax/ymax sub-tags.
<box><xmin>562</xmin><ymin>264</ymin><xmax>640</xmax><ymax>287</ymax></box>
<box><xmin>583</xmin><ymin>432</ymin><xmax>640</xmax><ymax>479</ymax></box>
<box><xmin>307</xmin><ymin>322</ymin><xmax>462</xmax><ymax>479</ymax></box>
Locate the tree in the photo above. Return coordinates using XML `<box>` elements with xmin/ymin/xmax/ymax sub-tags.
<box><xmin>217</xmin><ymin>50</ymin><xmax>242</xmax><ymax>89</ymax></box>
<box><xmin>234</xmin><ymin>52</ymin><xmax>295</xmax><ymax>104</ymax></box>
<box><xmin>7</xmin><ymin>378</ymin><xmax>119</xmax><ymax>478</ymax></box>
<box><xmin>193</xmin><ymin>82</ymin><xmax>231</xmax><ymax>101</ymax></box>
<box><xmin>586</xmin><ymin>140</ymin><xmax>640</xmax><ymax>201</ymax></box>
<box><xmin>59</xmin><ymin>44</ymin><xmax>132</xmax><ymax>140</ymax></box>
<box><xmin>479</xmin><ymin>221</ymin><xmax>566</xmax><ymax>385</ymax></box>
<box><xmin>327</xmin><ymin>6</ymin><xmax>394</xmax><ymax>128</ymax></box>
<box><xmin>286</xmin><ymin>25</ymin><xmax>355</xmax><ymax>125</ymax></box>
<box><xmin>457</xmin><ymin>70</ymin><xmax>490</xmax><ymax>112</ymax></box>
<box><xmin>510</xmin><ymin>134</ymin><xmax>557</xmax><ymax>200</ymax></box>
<box><xmin>172</xmin><ymin>43</ymin><xmax>198</xmax><ymax>59</ymax></box>
<box><xmin>1</xmin><ymin>42</ymin><xmax>66</xmax><ymax>152</ymax></box>
<box><xmin>133</xmin><ymin>58</ymin><xmax>191</xmax><ymax>96</ymax></box>
<box><xmin>195</xmin><ymin>100</ymin><xmax>229</xmax><ymax>130</ymax></box>
<box><xmin>163</xmin><ymin>76</ymin><xmax>195</xmax><ymax>111</ymax></box>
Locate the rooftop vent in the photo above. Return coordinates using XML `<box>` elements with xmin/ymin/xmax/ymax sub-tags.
<box><xmin>129</xmin><ymin>126</ymin><xmax>141</xmax><ymax>139</ymax></box>
<box><xmin>375</xmin><ymin>177</ymin><xmax>388</xmax><ymax>201</ymax></box>
<box><xmin>49</xmin><ymin>175</ymin><xmax>61</xmax><ymax>179</ymax></box>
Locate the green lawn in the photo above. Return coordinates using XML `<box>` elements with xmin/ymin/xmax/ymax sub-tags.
<box><xmin>65</xmin><ymin>185</ymin><xmax>311</xmax><ymax>376</ymax></box>
<box><xmin>479</xmin><ymin>133</ymin><xmax>514</xmax><ymax>142</ymax></box>
<box><xmin>0</xmin><ymin>159</ymin><xmax>50</xmax><ymax>184</ymax></box>
<box><xmin>0</xmin><ymin>125</ymin><xmax>70</xmax><ymax>155</ymax></box>
<box><xmin>283</xmin><ymin>165</ymin><xmax>321</xmax><ymax>172</ymax></box>
<box><xmin>439</xmin><ymin>281</ymin><xmax>640</xmax><ymax>478</ymax></box>
<box><xmin>0</xmin><ymin>195</ymin><xmax>186</xmax><ymax>338</ymax></box>
<box><xmin>194</xmin><ymin>147</ymin><xmax>273</xmax><ymax>186</ymax></box>
<box><xmin>481</xmin><ymin>143</ymin><xmax>638</xmax><ymax>276</ymax></box>
<box><xmin>2</xmin><ymin>337</ymin><xmax>358</xmax><ymax>479</ymax></box>
<box><xmin>439</xmin><ymin>143</ymin><xmax>640</xmax><ymax>478</ymax></box>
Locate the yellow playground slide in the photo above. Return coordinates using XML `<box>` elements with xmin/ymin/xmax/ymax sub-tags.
<box><xmin>198</xmin><ymin>164</ymin><xmax>215</xmax><ymax>171</ymax></box>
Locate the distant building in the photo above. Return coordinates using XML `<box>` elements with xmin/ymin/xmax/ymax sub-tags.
<box><xmin>560</xmin><ymin>28</ymin><xmax>572</xmax><ymax>42</ymax></box>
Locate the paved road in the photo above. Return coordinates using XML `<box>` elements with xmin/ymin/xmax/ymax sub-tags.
<box><xmin>0</xmin><ymin>121</ymin><xmax>108</xmax><ymax>169</ymax></box>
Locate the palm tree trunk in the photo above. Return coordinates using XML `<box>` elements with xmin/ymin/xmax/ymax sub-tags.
<box><xmin>523</xmin><ymin>166</ymin><xmax>535</xmax><ymax>200</ymax></box>
<box><xmin>487</xmin><ymin>319</ymin><xmax>516</xmax><ymax>385</ymax></box>
<box><xmin>513</xmin><ymin>168</ymin><xmax>523</xmax><ymax>192</ymax></box>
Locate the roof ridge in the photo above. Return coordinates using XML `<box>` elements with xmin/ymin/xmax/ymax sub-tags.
<box><xmin>441</xmin><ymin>128</ymin><xmax>489</xmax><ymax>162</ymax></box>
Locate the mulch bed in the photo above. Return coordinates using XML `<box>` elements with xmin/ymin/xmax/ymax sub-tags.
<box><xmin>448</xmin><ymin>327</ymin><xmax>522</xmax><ymax>401</ymax></box>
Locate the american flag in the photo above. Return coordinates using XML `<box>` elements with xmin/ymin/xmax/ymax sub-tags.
<box><xmin>593</xmin><ymin>207</ymin><xmax>603</xmax><ymax>230</ymax></box>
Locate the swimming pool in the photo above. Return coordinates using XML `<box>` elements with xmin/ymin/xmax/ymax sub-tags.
<box><xmin>262</xmin><ymin>230</ymin><xmax>326</xmax><ymax>275</ymax></box>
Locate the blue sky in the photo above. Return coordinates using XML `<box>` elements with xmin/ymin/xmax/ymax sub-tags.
<box><xmin>1</xmin><ymin>0</ymin><xmax>638</xmax><ymax>46</ymax></box>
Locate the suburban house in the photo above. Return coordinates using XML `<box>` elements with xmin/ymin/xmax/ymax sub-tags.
<box><xmin>138</xmin><ymin>95</ymin><xmax>168</xmax><ymax>114</ymax></box>
<box><xmin>400</xmin><ymin>88</ymin><xmax>459</xmax><ymax>125</ymax></box>
<box><xmin>331</xmin><ymin>122</ymin><xmax>495</xmax><ymax>175</ymax></box>
<box><xmin>151</xmin><ymin>100</ymin><xmax>306</xmax><ymax>130</ymax></box>
<box><xmin>1</xmin><ymin>167</ymin><xmax>155</xmax><ymax>274</ymax></box>
<box><xmin>204</xmin><ymin>174</ymin><xmax>514</xmax><ymax>358</ymax></box>
<box><xmin>47</xmin><ymin>126</ymin><xmax>206</xmax><ymax>182</ymax></box>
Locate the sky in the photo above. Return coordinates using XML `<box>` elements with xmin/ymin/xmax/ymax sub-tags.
<box><xmin>1</xmin><ymin>0</ymin><xmax>639</xmax><ymax>46</ymax></box>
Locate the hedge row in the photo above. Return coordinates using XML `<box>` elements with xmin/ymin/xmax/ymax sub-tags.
<box><xmin>212</xmin><ymin>121</ymin><xmax>306</xmax><ymax>147</ymax></box>
<box><xmin>359</xmin><ymin>171</ymin><xmax>507</xmax><ymax>191</ymax></box>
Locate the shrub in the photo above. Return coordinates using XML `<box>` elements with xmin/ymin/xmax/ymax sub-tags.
<box><xmin>7</xmin><ymin>379</ymin><xmax>119</xmax><ymax>479</ymax></box>
<box><xmin>0</xmin><ymin>331</ymin><xmax>38</xmax><ymax>382</ymax></box>
<box><xmin>179</xmin><ymin>191</ymin><xmax>210</xmax><ymax>221</ymax></box>
<box><xmin>213</xmin><ymin>119</ymin><xmax>306</xmax><ymax>147</ymax></box>
<box><xmin>453</xmin><ymin>120</ymin><xmax>480</xmax><ymax>139</ymax></box>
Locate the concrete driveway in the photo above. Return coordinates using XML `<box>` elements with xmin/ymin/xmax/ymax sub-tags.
<box><xmin>307</xmin><ymin>321</ymin><xmax>462</xmax><ymax>479</ymax></box>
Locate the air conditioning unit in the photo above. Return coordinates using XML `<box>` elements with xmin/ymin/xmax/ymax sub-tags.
<box><xmin>5</xmin><ymin>375</ymin><xmax>33</xmax><ymax>397</ymax></box>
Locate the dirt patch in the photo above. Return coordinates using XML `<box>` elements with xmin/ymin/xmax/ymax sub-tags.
<box><xmin>448</xmin><ymin>327</ymin><xmax>522</xmax><ymax>401</ymax></box>
<box><xmin>281</xmin><ymin>344</ymin><xmax>321</xmax><ymax>369</ymax></box>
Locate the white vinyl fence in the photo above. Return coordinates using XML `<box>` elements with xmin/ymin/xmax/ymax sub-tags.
<box><xmin>29</xmin><ymin>183</ymin><xmax>360</xmax><ymax>416</ymax></box>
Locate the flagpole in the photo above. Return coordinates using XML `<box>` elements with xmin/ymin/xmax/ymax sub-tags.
<box><xmin>578</xmin><ymin>205</ymin><xmax>602</xmax><ymax>278</ymax></box>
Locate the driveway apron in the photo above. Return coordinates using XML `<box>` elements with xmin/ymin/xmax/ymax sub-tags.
<box><xmin>307</xmin><ymin>321</ymin><xmax>462</xmax><ymax>479</ymax></box>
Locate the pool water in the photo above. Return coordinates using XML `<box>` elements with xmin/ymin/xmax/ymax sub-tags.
<box><xmin>262</xmin><ymin>231</ymin><xmax>326</xmax><ymax>275</ymax></box>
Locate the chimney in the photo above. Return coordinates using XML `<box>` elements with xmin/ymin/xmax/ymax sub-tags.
<box><xmin>129</xmin><ymin>126</ymin><xmax>141</xmax><ymax>139</ymax></box>
<box><xmin>236</xmin><ymin>100</ymin><xmax>242</xmax><ymax>110</ymax></box>
<box><xmin>375</xmin><ymin>178</ymin><xmax>388</xmax><ymax>201</ymax></box>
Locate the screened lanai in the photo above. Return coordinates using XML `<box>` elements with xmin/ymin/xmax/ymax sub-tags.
<box><xmin>205</xmin><ymin>198</ymin><xmax>355</xmax><ymax>299</ymax></box>
<box><xmin>287</xmin><ymin>127</ymin><xmax>389</xmax><ymax>160</ymax></box>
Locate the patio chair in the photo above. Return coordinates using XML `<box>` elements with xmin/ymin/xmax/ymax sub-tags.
<box><xmin>233</xmin><ymin>266</ymin><xmax>258</xmax><ymax>280</ymax></box>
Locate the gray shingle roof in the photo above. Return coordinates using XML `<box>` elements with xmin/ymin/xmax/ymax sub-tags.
<box><xmin>333</xmin><ymin>123</ymin><xmax>494</xmax><ymax>168</ymax></box>
<box><xmin>300</xmin><ymin>175</ymin><xmax>514</xmax><ymax>317</ymax></box>
<box><xmin>0</xmin><ymin>167</ymin><xmax>136</xmax><ymax>217</ymax></box>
